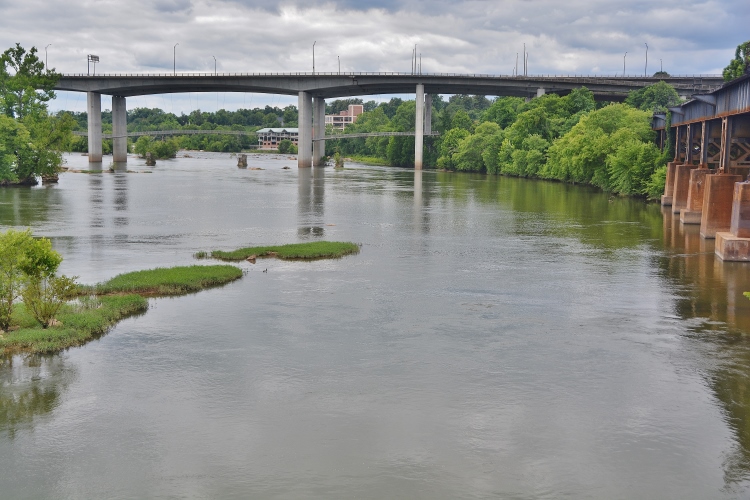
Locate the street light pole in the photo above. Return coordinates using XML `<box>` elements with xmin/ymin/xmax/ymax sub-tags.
<box><xmin>212</xmin><ymin>55</ymin><xmax>216</xmax><ymax>75</ymax></box>
<box><xmin>44</xmin><ymin>44</ymin><xmax>51</xmax><ymax>68</ymax></box>
<box><xmin>644</xmin><ymin>42</ymin><xmax>648</xmax><ymax>76</ymax></box>
<box><xmin>623</xmin><ymin>52</ymin><xmax>627</xmax><ymax>75</ymax></box>
<box><xmin>312</xmin><ymin>41</ymin><xmax>316</xmax><ymax>74</ymax></box>
<box><xmin>338</xmin><ymin>55</ymin><xmax>340</xmax><ymax>74</ymax></box>
<box><xmin>174</xmin><ymin>43</ymin><xmax>179</xmax><ymax>75</ymax></box>
<box><xmin>660</xmin><ymin>58</ymin><xmax>663</xmax><ymax>73</ymax></box>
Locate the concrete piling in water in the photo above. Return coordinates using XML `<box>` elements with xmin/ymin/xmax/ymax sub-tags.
<box><xmin>680</xmin><ymin>167</ymin><xmax>710</xmax><ymax>224</ymax></box>
<box><xmin>700</xmin><ymin>174</ymin><xmax>743</xmax><ymax>239</ymax></box>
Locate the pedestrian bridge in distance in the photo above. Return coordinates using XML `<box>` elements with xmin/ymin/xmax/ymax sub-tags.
<box><xmin>59</xmin><ymin>71</ymin><xmax>724</xmax><ymax>169</ymax></box>
<box><xmin>71</xmin><ymin>129</ymin><xmax>440</xmax><ymax>141</ymax></box>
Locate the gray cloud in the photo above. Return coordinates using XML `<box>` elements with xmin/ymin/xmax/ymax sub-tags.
<box><xmin>1</xmin><ymin>0</ymin><xmax>746</xmax><ymax>112</ymax></box>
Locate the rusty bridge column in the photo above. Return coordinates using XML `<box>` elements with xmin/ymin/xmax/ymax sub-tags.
<box><xmin>672</xmin><ymin>123</ymin><xmax>696</xmax><ymax>214</ymax></box>
<box><xmin>681</xmin><ymin>121</ymin><xmax>711</xmax><ymax>224</ymax></box>
<box><xmin>701</xmin><ymin>117</ymin><xmax>742</xmax><ymax>238</ymax></box>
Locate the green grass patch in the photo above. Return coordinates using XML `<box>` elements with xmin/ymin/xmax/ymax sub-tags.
<box><xmin>1</xmin><ymin>295</ymin><xmax>148</xmax><ymax>355</ymax></box>
<box><xmin>84</xmin><ymin>265</ymin><xmax>243</xmax><ymax>296</ymax></box>
<box><xmin>209</xmin><ymin>241</ymin><xmax>360</xmax><ymax>261</ymax></box>
<box><xmin>2</xmin><ymin>264</ymin><xmax>243</xmax><ymax>356</ymax></box>
<box><xmin>347</xmin><ymin>155</ymin><xmax>390</xmax><ymax>166</ymax></box>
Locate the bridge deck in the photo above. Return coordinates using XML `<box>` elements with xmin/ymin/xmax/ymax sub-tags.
<box><xmin>56</xmin><ymin>72</ymin><xmax>724</xmax><ymax>101</ymax></box>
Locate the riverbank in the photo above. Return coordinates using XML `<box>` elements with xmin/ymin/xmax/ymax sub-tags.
<box><xmin>0</xmin><ymin>265</ymin><xmax>243</xmax><ymax>355</ymax></box>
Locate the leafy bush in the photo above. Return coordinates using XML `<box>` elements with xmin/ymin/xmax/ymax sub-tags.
<box><xmin>723</xmin><ymin>41</ymin><xmax>750</xmax><ymax>82</ymax></box>
<box><xmin>278</xmin><ymin>139</ymin><xmax>294</xmax><ymax>153</ymax></box>
<box><xmin>0</xmin><ymin>229</ymin><xmax>76</xmax><ymax>330</ymax></box>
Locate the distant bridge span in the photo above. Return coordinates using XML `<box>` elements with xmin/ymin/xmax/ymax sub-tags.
<box><xmin>71</xmin><ymin>129</ymin><xmax>439</xmax><ymax>141</ymax></box>
<box><xmin>59</xmin><ymin>71</ymin><xmax>725</xmax><ymax>169</ymax></box>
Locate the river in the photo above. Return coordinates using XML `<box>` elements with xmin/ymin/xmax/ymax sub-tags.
<box><xmin>1</xmin><ymin>152</ymin><xmax>750</xmax><ymax>499</ymax></box>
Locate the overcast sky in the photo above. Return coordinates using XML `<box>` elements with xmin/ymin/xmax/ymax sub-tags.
<box><xmin>2</xmin><ymin>0</ymin><xmax>748</xmax><ymax>114</ymax></box>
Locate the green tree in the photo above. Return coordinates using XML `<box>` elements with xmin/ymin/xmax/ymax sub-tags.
<box><xmin>436</xmin><ymin>128</ymin><xmax>470</xmax><ymax>170</ymax></box>
<box><xmin>278</xmin><ymin>139</ymin><xmax>293</xmax><ymax>153</ymax></box>
<box><xmin>481</xmin><ymin>97</ymin><xmax>524</xmax><ymax>128</ymax></box>
<box><xmin>723</xmin><ymin>40</ymin><xmax>750</xmax><ymax>82</ymax></box>
<box><xmin>0</xmin><ymin>44</ymin><xmax>59</xmax><ymax>119</ymax></box>
<box><xmin>625</xmin><ymin>81</ymin><xmax>681</xmax><ymax>112</ymax></box>
<box><xmin>0</xmin><ymin>229</ymin><xmax>35</xmax><ymax>330</ymax></box>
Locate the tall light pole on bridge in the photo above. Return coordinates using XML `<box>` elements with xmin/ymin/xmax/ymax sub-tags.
<box><xmin>174</xmin><ymin>43</ymin><xmax>179</xmax><ymax>75</ymax></box>
<box><xmin>338</xmin><ymin>55</ymin><xmax>340</xmax><ymax>75</ymax></box>
<box><xmin>44</xmin><ymin>44</ymin><xmax>51</xmax><ymax>69</ymax></box>
<box><xmin>312</xmin><ymin>41</ymin><xmax>316</xmax><ymax>74</ymax></box>
<box><xmin>212</xmin><ymin>55</ymin><xmax>216</xmax><ymax>75</ymax></box>
<box><xmin>87</xmin><ymin>54</ymin><xmax>99</xmax><ymax>76</ymax></box>
<box><xmin>644</xmin><ymin>42</ymin><xmax>648</xmax><ymax>76</ymax></box>
<box><xmin>623</xmin><ymin>52</ymin><xmax>627</xmax><ymax>76</ymax></box>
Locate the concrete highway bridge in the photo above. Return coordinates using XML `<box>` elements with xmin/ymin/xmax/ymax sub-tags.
<box><xmin>651</xmin><ymin>73</ymin><xmax>750</xmax><ymax>261</ymax></box>
<box><xmin>57</xmin><ymin>72</ymin><xmax>723</xmax><ymax>169</ymax></box>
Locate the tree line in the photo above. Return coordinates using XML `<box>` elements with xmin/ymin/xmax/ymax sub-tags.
<box><xmin>327</xmin><ymin>83</ymin><xmax>681</xmax><ymax>198</ymax></box>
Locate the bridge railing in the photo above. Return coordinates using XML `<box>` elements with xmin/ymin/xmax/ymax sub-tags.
<box><xmin>59</xmin><ymin>71</ymin><xmax>723</xmax><ymax>79</ymax></box>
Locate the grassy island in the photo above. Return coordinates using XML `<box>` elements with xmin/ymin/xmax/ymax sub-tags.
<box><xmin>1</xmin><ymin>265</ymin><xmax>242</xmax><ymax>356</ymax></box>
<box><xmin>208</xmin><ymin>241</ymin><xmax>360</xmax><ymax>261</ymax></box>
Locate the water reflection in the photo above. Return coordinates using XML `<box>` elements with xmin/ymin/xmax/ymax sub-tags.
<box><xmin>0</xmin><ymin>355</ymin><xmax>74</xmax><ymax>439</ymax></box>
<box><xmin>297</xmin><ymin>167</ymin><xmax>325</xmax><ymax>238</ymax></box>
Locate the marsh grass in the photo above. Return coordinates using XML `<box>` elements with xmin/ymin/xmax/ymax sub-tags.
<box><xmin>1</xmin><ymin>265</ymin><xmax>243</xmax><ymax>355</ymax></box>
<box><xmin>83</xmin><ymin>265</ymin><xmax>243</xmax><ymax>296</ymax></box>
<box><xmin>209</xmin><ymin>241</ymin><xmax>360</xmax><ymax>261</ymax></box>
<box><xmin>1</xmin><ymin>295</ymin><xmax>147</xmax><ymax>355</ymax></box>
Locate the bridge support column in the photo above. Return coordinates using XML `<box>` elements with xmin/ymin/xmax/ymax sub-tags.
<box><xmin>662</xmin><ymin>161</ymin><xmax>677</xmax><ymax>206</ymax></box>
<box><xmin>681</xmin><ymin>122</ymin><xmax>712</xmax><ymax>224</ymax></box>
<box><xmin>700</xmin><ymin>174</ymin><xmax>742</xmax><ymax>238</ymax></box>
<box><xmin>112</xmin><ymin>96</ymin><xmax>127</xmax><ymax>163</ymax></box>
<box><xmin>672</xmin><ymin>163</ymin><xmax>696</xmax><ymax>214</ymax></box>
<box><xmin>87</xmin><ymin>91</ymin><xmax>102</xmax><ymax>163</ymax></box>
<box><xmin>716</xmin><ymin>182</ymin><xmax>750</xmax><ymax>261</ymax></box>
<box><xmin>681</xmin><ymin>168</ymin><xmax>710</xmax><ymax>224</ymax></box>
<box><xmin>425</xmin><ymin>94</ymin><xmax>432</xmax><ymax>135</ymax></box>
<box><xmin>313</xmin><ymin>97</ymin><xmax>325</xmax><ymax>166</ymax></box>
<box><xmin>298</xmin><ymin>91</ymin><xmax>312</xmax><ymax>168</ymax></box>
<box><xmin>415</xmin><ymin>84</ymin><xmax>424</xmax><ymax>170</ymax></box>
<box><xmin>536</xmin><ymin>88</ymin><xmax>546</xmax><ymax>98</ymax></box>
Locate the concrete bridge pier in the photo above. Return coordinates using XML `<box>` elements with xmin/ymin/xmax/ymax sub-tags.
<box><xmin>662</xmin><ymin>126</ymin><xmax>684</xmax><ymax>206</ymax></box>
<box><xmin>415</xmin><ymin>84</ymin><xmax>424</xmax><ymax>170</ymax></box>
<box><xmin>672</xmin><ymin>124</ymin><xmax>697</xmax><ymax>214</ymax></box>
<box><xmin>425</xmin><ymin>94</ymin><xmax>432</xmax><ymax>134</ymax></box>
<box><xmin>298</xmin><ymin>91</ymin><xmax>313</xmax><ymax>168</ymax></box>
<box><xmin>536</xmin><ymin>88</ymin><xmax>546</xmax><ymax>98</ymax></box>
<box><xmin>716</xmin><ymin>182</ymin><xmax>750</xmax><ymax>260</ymax></box>
<box><xmin>112</xmin><ymin>96</ymin><xmax>127</xmax><ymax>163</ymax></box>
<box><xmin>313</xmin><ymin>97</ymin><xmax>325</xmax><ymax>166</ymax></box>
<box><xmin>87</xmin><ymin>91</ymin><xmax>102</xmax><ymax>163</ymax></box>
<box><xmin>681</xmin><ymin>121</ymin><xmax>712</xmax><ymax>224</ymax></box>
<box><xmin>700</xmin><ymin>117</ymin><xmax>742</xmax><ymax>239</ymax></box>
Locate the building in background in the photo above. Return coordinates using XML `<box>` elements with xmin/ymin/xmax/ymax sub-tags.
<box><xmin>325</xmin><ymin>104</ymin><xmax>364</xmax><ymax>130</ymax></box>
<box><xmin>256</xmin><ymin>128</ymin><xmax>299</xmax><ymax>149</ymax></box>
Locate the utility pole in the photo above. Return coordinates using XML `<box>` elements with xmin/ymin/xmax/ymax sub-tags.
<box><xmin>523</xmin><ymin>43</ymin><xmax>526</xmax><ymax>76</ymax></box>
<box><xmin>515</xmin><ymin>53</ymin><xmax>518</xmax><ymax>76</ymax></box>
<box><xmin>312</xmin><ymin>41</ymin><xmax>316</xmax><ymax>74</ymax></box>
<box><xmin>212</xmin><ymin>55</ymin><xmax>216</xmax><ymax>75</ymax></box>
<box><xmin>338</xmin><ymin>55</ymin><xmax>340</xmax><ymax>74</ymax></box>
<box><xmin>644</xmin><ymin>42</ymin><xmax>648</xmax><ymax>76</ymax></box>
<box><xmin>44</xmin><ymin>44</ymin><xmax>51</xmax><ymax>68</ymax></box>
<box><xmin>173</xmin><ymin>43</ymin><xmax>179</xmax><ymax>75</ymax></box>
<box><xmin>623</xmin><ymin>52</ymin><xmax>627</xmax><ymax>75</ymax></box>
